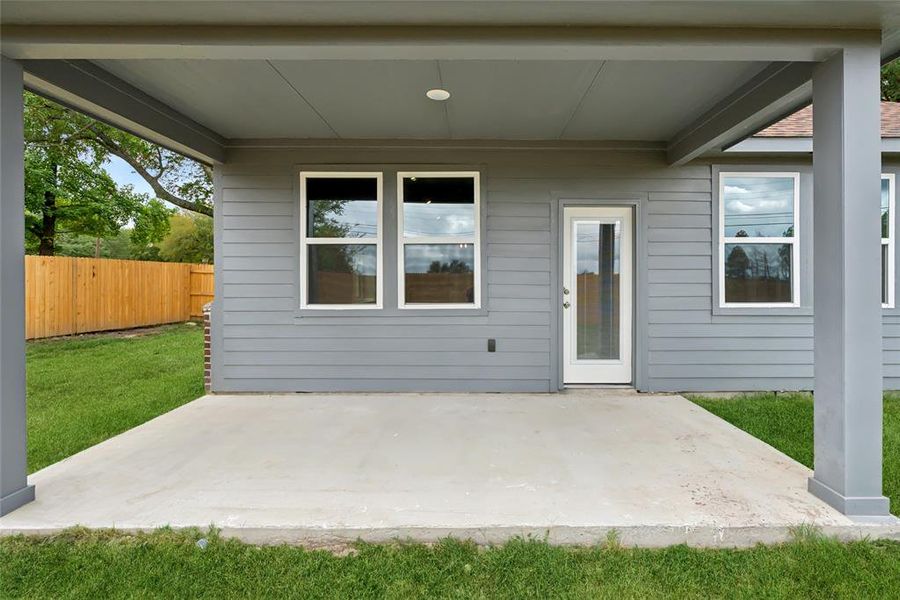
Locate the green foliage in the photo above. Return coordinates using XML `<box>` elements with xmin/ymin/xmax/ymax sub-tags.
<box><xmin>92</xmin><ymin>116</ymin><xmax>213</xmax><ymax>216</ymax></box>
<box><xmin>310</xmin><ymin>199</ymin><xmax>354</xmax><ymax>238</ymax></box>
<box><xmin>42</xmin><ymin>230</ymin><xmax>164</xmax><ymax>260</ymax></box>
<box><xmin>428</xmin><ymin>258</ymin><xmax>473</xmax><ymax>273</ymax></box>
<box><xmin>24</xmin><ymin>92</ymin><xmax>174</xmax><ymax>255</ymax></box>
<box><xmin>156</xmin><ymin>212</ymin><xmax>214</xmax><ymax>264</ymax></box>
<box><xmin>689</xmin><ymin>392</ymin><xmax>899</xmax><ymax>515</ymax></box>
<box><xmin>23</xmin><ymin>91</ymin><xmax>215</xmax><ymax>257</ymax></box>
<box><xmin>25</xmin><ymin>325</ymin><xmax>204</xmax><ymax>472</ymax></box>
<box><xmin>2</xmin><ymin>529</ymin><xmax>899</xmax><ymax>599</ymax></box>
<box><xmin>48</xmin><ymin>231</ymin><xmax>131</xmax><ymax>259</ymax></box>
<box><xmin>883</xmin><ymin>59</ymin><xmax>900</xmax><ymax>102</ymax></box>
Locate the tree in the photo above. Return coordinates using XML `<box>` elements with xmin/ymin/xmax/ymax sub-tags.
<box><xmin>90</xmin><ymin>122</ymin><xmax>213</xmax><ymax>218</ymax></box>
<box><xmin>156</xmin><ymin>213</ymin><xmax>214</xmax><ymax>264</ymax></box>
<box><xmin>883</xmin><ymin>59</ymin><xmax>900</xmax><ymax>102</ymax></box>
<box><xmin>24</xmin><ymin>93</ymin><xmax>175</xmax><ymax>255</ymax></box>
<box><xmin>725</xmin><ymin>245</ymin><xmax>751</xmax><ymax>280</ymax></box>
<box><xmin>51</xmin><ymin>229</ymin><xmax>157</xmax><ymax>260</ymax></box>
<box><xmin>26</xmin><ymin>92</ymin><xmax>213</xmax><ymax>217</ymax></box>
<box><xmin>427</xmin><ymin>258</ymin><xmax>472</xmax><ymax>273</ymax></box>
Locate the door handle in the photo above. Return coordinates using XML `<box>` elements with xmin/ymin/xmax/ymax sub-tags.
<box><xmin>563</xmin><ymin>301</ymin><xmax>571</xmax><ymax>309</ymax></box>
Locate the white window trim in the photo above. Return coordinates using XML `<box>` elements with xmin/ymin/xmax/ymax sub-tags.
<box><xmin>883</xmin><ymin>173</ymin><xmax>896</xmax><ymax>309</ymax></box>
<box><xmin>397</xmin><ymin>171</ymin><xmax>481</xmax><ymax>309</ymax></box>
<box><xmin>299</xmin><ymin>171</ymin><xmax>383</xmax><ymax>310</ymax></box>
<box><xmin>718</xmin><ymin>171</ymin><xmax>801</xmax><ymax>308</ymax></box>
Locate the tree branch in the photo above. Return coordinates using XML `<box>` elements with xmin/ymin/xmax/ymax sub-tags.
<box><xmin>91</xmin><ymin>128</ymin><xmax>213</xmax><ymax>217</ymax></box>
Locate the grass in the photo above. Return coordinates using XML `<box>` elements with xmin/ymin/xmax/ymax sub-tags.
<box><xmin>1</xmin><ymin>529</ymin><xmax>899</xmax><ymax>599</ymax></box>
<box><xmin>689</xmin><ymin>392</ymin><xmax>900</xmax><ymax>516</ymax></box>
<box><xmin>25</xmin><ymin>324</ymin><xmax>205</xmax><ymax>473</ymax></box>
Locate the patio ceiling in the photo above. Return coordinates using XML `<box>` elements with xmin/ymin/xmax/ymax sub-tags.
<box><xmin>89</xmin><ymin>59</ymin><xmax>768</xmax><ymax>141</ymax></box>
<box><xmin>3</xmin><ymin>1</ymin><xmax>899</xmax><ymax>164</ymax></box>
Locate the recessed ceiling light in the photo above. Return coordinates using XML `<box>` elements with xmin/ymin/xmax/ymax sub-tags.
<box><xmin>426</xmin><ymin>88</ymin><xmax>451</xmax><ymax>101</ymax></box>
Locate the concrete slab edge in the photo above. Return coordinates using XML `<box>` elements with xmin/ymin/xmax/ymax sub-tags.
<box><xmin>2</xmin><ymin>523</ymin><xmax>899</xmax><ymax>549</ymax></box>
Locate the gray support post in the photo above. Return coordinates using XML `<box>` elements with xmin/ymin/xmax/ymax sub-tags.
<box><xmin>0</xmin><ymin>56</ymin><xmax>34</xmax><ymax>515</ymax></box>
<box><xmin>808</xmin><ymin>45</ymin><xmax>892</xmax><ymax>519</ymax></box>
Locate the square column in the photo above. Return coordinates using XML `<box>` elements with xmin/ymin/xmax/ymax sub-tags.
<box><xmin>809</xmin><ymin>45</ymin><xmax>891</xmax><ymax>518</ymax></box>
<box><xmin>0</xmin><ymin>56</ymin><xmax>34</xmax><ymax>515</ymax></box>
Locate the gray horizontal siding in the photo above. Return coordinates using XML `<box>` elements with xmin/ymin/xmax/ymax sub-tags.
<box><xmin>219</xmin><ymin>378</ymin><xmax>548</xmax><ymax>393</ymax></box>
<box><xmin>214</xmin><ymin>148</ymin><xmax>900</xmax><ymax>393</ymax></box>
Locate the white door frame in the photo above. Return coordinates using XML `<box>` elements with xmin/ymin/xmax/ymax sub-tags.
<box><xmin>562</xmin><ymin>206</ymin><xmax>634</xmax><ymax>384</ymax></box>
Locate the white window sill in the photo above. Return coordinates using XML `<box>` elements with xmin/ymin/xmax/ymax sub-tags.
<box><xmin>712</xmin><ymin>304</ymin><xmax>813</xmax><ymax>317</ymax></box>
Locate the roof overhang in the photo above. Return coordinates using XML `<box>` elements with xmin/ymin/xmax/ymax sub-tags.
<box><xmin>22</xmin><ymin>59</ymin><xmax>226</xmax><ymax>164</ymax></box>
<box><xmin>0</xmin><ymin>25</ymin><xmax>877</xmax><ymax>62</ymax></box>
<box><xmin>2</xmin><ymin>2</ymin><xmax>898</xmax><ymax>165</ymax></box>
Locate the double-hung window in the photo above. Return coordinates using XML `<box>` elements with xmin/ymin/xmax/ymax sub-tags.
<box><xmin>300</xmin><ymin>172</ymin><xmax>382</xmax><ymax>309</ymax></box>
<box><xmin>398</xmin><ymin>172</ymin><xmax>481</xmax><ymax>308</ymax></box>
<box><xmin>883</xmin><ymin>174</ymin><xmax>896</xmax><ymax>308</ymax></box>
<box><xmin>718</xmin><ymin>172</ymin><xmax>800</xmax><ymax>307</ymax></box>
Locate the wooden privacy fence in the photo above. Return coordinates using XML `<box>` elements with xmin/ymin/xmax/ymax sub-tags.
<box><xmin>25</xmin><ymin>256</ymin><xmax>214</xmax><ymax>340</ymax></box>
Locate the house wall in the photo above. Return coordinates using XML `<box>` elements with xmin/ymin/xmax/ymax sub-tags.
<box><xmin>212</xmin><ymin>144</ymin><xmax>900</xmax><ymax>393</ymax></box>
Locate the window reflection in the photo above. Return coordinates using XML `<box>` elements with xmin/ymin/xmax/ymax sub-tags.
<box><xmin>575</xmin><ymin>222</ymin><xmax>620</xmax><ymax>360</ymax></box>
<box><xmin>404</xmin><ymin>244</ymin><xmax>475</xmax><ymax>304</ymax></box>
<box><xmin>307</xmin><ymin>178</ymin><xmax>378</xmax><ymax>238</ymax></box>
<box><xmin>723</xmin><ymin>176</ymin><xmax>795</xmax><ymax>238</ymax></box>
<box><xmin>402</xmin><ymin>177</ymin><xmax>475</xmax><ymax>237</ymax></box>
<box><xmin>724</xmin><ymin>243</ymin><xmax>792</xmax><ymax>303</ymax></box>
<box><xmin>307</xmin><ymin>245</ymin><xmax>377</xmax><ymax>304</ymax></box>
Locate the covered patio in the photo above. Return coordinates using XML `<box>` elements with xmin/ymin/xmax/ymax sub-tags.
<box><xmin>1</xmin><ymin>1</ymin><xmax>899</xmax><ymax>529</ymax></box>
<box><xmin>3</xmin><ymin>390</ymin><xmax>895</xmax><ymax>547</ymax></box>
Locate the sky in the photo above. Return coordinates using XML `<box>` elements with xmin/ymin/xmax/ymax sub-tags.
<box><xmin>104</xmin><ymin>155</ymin><xmax>155</xmax><ymax>198</ymax></box>
<box><xmin>722</xmin><ymin>176</ymin><xmax>795</xmax><ymax>238</ymax></box>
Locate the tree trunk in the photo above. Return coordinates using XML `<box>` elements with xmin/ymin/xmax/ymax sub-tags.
<box><xmin>37</xmin><ymin>190</ymin><xmax>57</xmax><ymax>256</ymax></box>
<box><xmin>94</xmin><ymin>237</ymin><xmax>101</xmax><ymax>258</ymax></box>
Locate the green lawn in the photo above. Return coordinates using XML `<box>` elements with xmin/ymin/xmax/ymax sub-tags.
<box><xmin>25</xmin><ymin>324</ymin><xmax>204</xmax><ymax>472</ymax></box>
<box><xmin>1</xmin><ymin>529</ymin><xmax>899</xmax><ymax>599</ymax></box>
<box><xmin>689</xmin><ymin>392</ymin><xmax>900</xmax><ymax>516</ymax></box>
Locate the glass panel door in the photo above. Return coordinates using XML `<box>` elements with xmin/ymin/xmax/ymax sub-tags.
<box><xmin>563</xmin><ymin>207</ymin><xmax>633</xmax><ymax>384</ymax></box>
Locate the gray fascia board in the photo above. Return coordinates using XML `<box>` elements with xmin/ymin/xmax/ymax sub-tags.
<box><xmin>726</xmin><ymin>137</ymin><xmax>814</xmax><ymax>153</ymax></box>
<box><xmin>725</xmin><ymin>137</ymin><xmax>900</xmax><ymax>155</ymax></box>
<box><xmin>0</xmin><ymin>25</ymin><xmax>876</xmax><ymax>61</ymax></box>
<box><xmin>667</xmin><ymin>61</ymin><xmax>816</xmax><ymax>166</ymax></box>
<box><xmin>21</xmin><ymin>59</ymin><xmax>226</xmax><ymax>164</ymax></box>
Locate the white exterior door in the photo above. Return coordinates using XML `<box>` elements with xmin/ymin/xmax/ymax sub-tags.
<box><xmin>562</xmin><ymin>206</ymin><xmax>633</xmax><ymax>384</ymax></box>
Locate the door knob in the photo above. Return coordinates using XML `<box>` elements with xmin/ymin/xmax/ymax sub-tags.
<box><xmin>563</xmin><ymin>287</ymin><xmax>570</xmax><ymax>295</ymax></box>
<box><xmin>563</xmin><ymin>301</ymin><xmax>571</xmax><ymax>309</ymax></box>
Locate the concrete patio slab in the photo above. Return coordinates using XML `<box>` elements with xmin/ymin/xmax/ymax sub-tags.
<box><xmin>1</xmin><ymin>391</ymin><xmax>897</xmax><ymax>548</ymax></box>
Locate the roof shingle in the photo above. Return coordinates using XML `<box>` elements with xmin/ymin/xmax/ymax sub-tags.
<box><xmin>756</xmin><ymin>101</ymin><xmax>900</xmax><ymax>138</ymax></box>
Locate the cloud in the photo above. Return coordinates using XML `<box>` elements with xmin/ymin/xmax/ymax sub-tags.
<box><xmin>724</xmin><ymin>184</ymin><xmax>750</xmax><ymax>195</ymax></box>
<box><xmin>726</xmin><ymin>197</ymin><xmax>791</xmax><ymax>214</ymax></box>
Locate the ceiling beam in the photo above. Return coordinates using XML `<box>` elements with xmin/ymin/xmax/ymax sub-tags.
<box><xmin>0</xmin><ymin>25</ymin><xmax>879</xmax><ymax>62</ymax></box>
<box><xmin>21</xmin><ymin>59</ymin><xmax>227</xmax><ymax>164</ymax></box>
<box><xmin>666</xmin><ymin>61</ymin><xmax>815</xmax><ymax>166</ymax></box>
